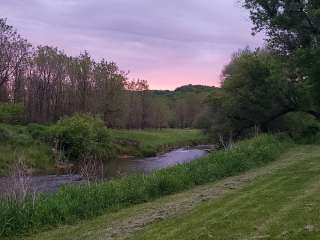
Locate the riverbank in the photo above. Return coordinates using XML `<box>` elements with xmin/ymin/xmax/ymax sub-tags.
<box><xmin>23</xmin><ymin>144</ymin><xmax>320</xmax><ymax>240</ymax></box>
<box><xmin>0</xmin><ymin>135</ymin><xmax>288</xmax><ymax>238</ymax></box>
<box><xmin>0</xmin><ymin>146</ymin><xmax>211</xmax><ymax>194</ymax></box>
<box><xmin>0</xmin><ymin>123</ymin><xmax>208</xmax><ymax>176</ymax></box>
<box><xmin>110</xmin><ymin>128</ymin><xmax>209</xmax><ymax>157</ymax></box>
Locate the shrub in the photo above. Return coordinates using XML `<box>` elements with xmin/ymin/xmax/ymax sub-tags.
<box><xmin>0</xmin><ymin>134</ymin><xmax>290</xmax><ymax>237</ymax></box>
<box><xmin>27</xmin><ymin>123</ymin><xmax>50</xmax><ymax>142</ymax></box>
<box><xmin>267</xmin><ymin>112</ymin><xmax>320</xmax><ymax>143</ymax></box>
<box><xmin>47</xmin><ymin>113</ymin><xmax>114</xmax><ymax>162</ymax></box>
<box><xmin>0</xmin><ymin>103</ymin><xmax>24</xmax><ymax>124</ymax></box>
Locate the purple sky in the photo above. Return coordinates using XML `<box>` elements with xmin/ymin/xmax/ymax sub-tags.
<box><xmin>1</xmin><ymin>0</ymin><xmax>263</xmax><ymax>90</ymax></box>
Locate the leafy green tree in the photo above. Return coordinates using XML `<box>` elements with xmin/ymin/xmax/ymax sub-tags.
<box><xmin>209</xmin><ymin>49</ymin><xmax>297</xmax><ymax>139</ymax></box>
<box><xmin>243</xmin><ymin>0</ymin><xmax>320</xmax><ymax>115</ymax></box>
<box><xmin>243</xmin><ymin>0</ymin><xmax>320</xmax><ymax>53</ymax></box>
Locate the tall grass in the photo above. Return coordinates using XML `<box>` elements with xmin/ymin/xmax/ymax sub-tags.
<box><xmin>0</xmin><ymin>134</ymin><xmax>290</xmax><ymax>238</ymax></box>
<box><xmin>0</xmin><ymin>124</ymin><xmax>53</xmax><ymax>176</ymax></box>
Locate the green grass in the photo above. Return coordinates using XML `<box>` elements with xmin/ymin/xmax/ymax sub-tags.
<box><xmin>131</xmin><ymin>145</ymin><xmax>320</xmax><ymax>240</ymax></box>
<box><xmin>109</xmin><ymin>128</ymin><xmax>208</xmax><ymax>157</ymax></box>
<box><xmin>0</xmin><ymin>134</ymin><xmax>288</xmax><ymax>238</ymax></box>
<box><xmin>0</xmin><ymin>125</ymin><xmax>207</xmax><ymax>176</ymax></box>
<box><xmin>20</xmin><ymin>144</ymin><xmax>320</xmax><ymax>240</ymax></box>
<box><xmin>0</xmin><ymin>124</ymin><xmax>53</xmax><ymax>176</ymax></box>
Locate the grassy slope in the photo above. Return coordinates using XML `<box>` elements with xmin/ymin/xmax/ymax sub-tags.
<box><xmin>132</xmin><ymin>145</ymin><xmax>320</xmax><ymax>240</ymax></box>
<box><xmin>109</xmin><ymin>129</ymin><xmax>208</xmax><ymax>157</ymax></box>
<box><xmin>22</xmin><ymin>145</ymin><xmax>320</xmax><ymax>240</ymax></box>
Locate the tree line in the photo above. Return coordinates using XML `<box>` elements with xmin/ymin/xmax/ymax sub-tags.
<box><xmin>0</xmin><ymin>18</ymin><xmax>211</xmax><ymax>129</ymax></box>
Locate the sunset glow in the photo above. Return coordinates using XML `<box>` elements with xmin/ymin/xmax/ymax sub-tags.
<box><xmin>1</xmin><ymin>0</ymin><xmax>263</xmax><ymax>89</ymax></box>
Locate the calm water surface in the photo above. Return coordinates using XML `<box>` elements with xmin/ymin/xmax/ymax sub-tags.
<box><xmin>0</xmin><ymin>146</ymin><xmax>213</xmax><ymax>194</ymax></box>
<box><xmin>105</xmin><ymin>147</ymin><xmax>210</xmax><ymax>178</ymax></box>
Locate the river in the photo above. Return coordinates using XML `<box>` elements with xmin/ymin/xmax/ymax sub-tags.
<box><xmin>0</xmin><ymin>145</ymin><xmax>214</xmax><ymax>194</ymax></box>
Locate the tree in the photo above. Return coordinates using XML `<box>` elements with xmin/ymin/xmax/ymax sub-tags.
<box><xmin>0</xmin><ymin>18</ymin><xmax>30</xmax><ymax>101</ymax></box>
<box><xmin>93</xmin><ymin>60</ymin><xmax>127</xmax><ymax>127</ymax></box>
<box><xmin>27</xmin><ymin>46</ymin><xmax>68</xmax><ymax>122</ymax></box>
<box><xmin>208</xmin><ymin>49</ymin><xmax>297</xmax><ymax>139</ymax></box>
<box><xmin>147</xmin><ymin>97</ymin><xmax>171</xmax><ymax>129</ymax></box>
<box><xmin>125</xmin><ymin>79</ymin><xmax>149</xmax><ymax>128</ymax></box>
<box><xmin>243</xmin><ymin>0</ymin><xmax>320</xmax><ymax>54</ymax></box>
<box><xmin>243</xmin><ymin>0</ymin><xmax>320</xmax><ymax>113</ymax></box>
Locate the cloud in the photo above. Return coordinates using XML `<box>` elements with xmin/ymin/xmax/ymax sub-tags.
<box><xmin>0</xmin><ymin>0</ymin><xmax>263</xmax><ymax>89</ymax></box>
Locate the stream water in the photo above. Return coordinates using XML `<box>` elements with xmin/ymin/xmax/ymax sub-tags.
<box><xmin>0</xmin><ymin>145</ymin><xmax>214</xmax><ymax>194</ymax></box>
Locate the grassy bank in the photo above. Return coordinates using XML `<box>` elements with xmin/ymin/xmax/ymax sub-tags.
<box><xmin>23</xmin><ymin>145</ymin><xmax>318</xmax><ymax>240</ymax></box>
<box><xmin>110</xmin><ymin>128</ymin><xmax>208</xmax><ymax>157</ymax></box>
<box><xmin>131</xmin><ymin>145</ymin><xmax>320</xmax><ymax>240</ymax></box>
<box><xmin>0</xmin><ymin>123</ymin><xmax>207</xmax><ymax>176</ymax></box>
<box><xmin>0</xmin><ymin>135</ymin><xmax>289</xmax><ymax>238</ymax></box>
<box><xmin>0</xmin><ymin>124</ymin><xmax>53</xmax><ymax>176</ymax></box>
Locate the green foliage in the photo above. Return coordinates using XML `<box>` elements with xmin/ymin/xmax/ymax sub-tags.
<box><xmin>0</xmin><ymin>135</ymin><xmax>289</xmax><ymax>238</ymax></box>
<box><xmin>242</xmin><ymin>0</ymin><xmax>320</xmax><ymax>53</ymax></box>
<box><xmin>109</xmin><ymin>129</ymin><xmax>208</xmax><ymax>157</ymax></box>
<box><xmin>0</xmin><ymin>103</ymin><xmax>24</xmax><ymax>124</ymax></box>
<box><xmin>27</xmin><ymin>123</ymin><xmax>50</xmax><ymax>142</ymax></box>
<box><xmin>0</xmin><ymin>124</ymin><xmax>53</xmax><ymax>176</ymax></box>
<box><xmin>240</xmin><ymin>1</ymin><xmax>320</xmax><ymax>141</ymax></box>
<box><xmin>47</xmin><ymin>114</ymin><xmax>114</xmax><ymax>162</ymax></box>
<box><xmin>268</xmin><ymin>112</ymin><xmax>320</xmax><ymax>144</ymax></box>
<box><xmin>208</xmin><ymin>49</ymin><xmax>295</xmax><ymax>140</ymax></box>
<box><xmin>131</xmin><ymin>146</ymin><xmax>320</xmax><ymax>240</ymax></box>
<box><xmin>292</xmin><ymin>48</ymin><xmax>320</xmax><ymax>108</ymax></box>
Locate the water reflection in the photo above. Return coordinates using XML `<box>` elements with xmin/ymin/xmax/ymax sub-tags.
<box><xmin>105</xmin><ymin>147</ymin><xmax>209</xmax><ymax>178</ymax></box>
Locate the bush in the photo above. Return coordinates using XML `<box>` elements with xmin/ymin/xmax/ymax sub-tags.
<box><xmin>0</xmin><ymin>103</ymin><xmax>24</xmax><ymax>124</ymax></box>
<box><xmin>27</xmin><ymin>123</ymin><xmax>50</xmax><ymax>142</ymax></box>
<box><xmin>0</xmin><ymin>134</ymin><xmax>290</xmax><ymax>237</ymax></box>
<box><xmin>47</xmin><ymin>113</ymin><xmax>114</xmax><ymax>162</ymax></box>
<box><xmin>267</xmin><ymin>112</ymin><xmax>320</xmax><ymax>144</ymax></box>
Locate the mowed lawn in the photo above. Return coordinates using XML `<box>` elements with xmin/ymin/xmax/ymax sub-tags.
<box><xmin>132</xmin><ymin>145</ymin><xmax>320</xmax><ymax>240</ymax></box>
<box><xmin>24</xmin><ymin>145</ymin><xmax>320</xmax><ymax>240</ymax></box>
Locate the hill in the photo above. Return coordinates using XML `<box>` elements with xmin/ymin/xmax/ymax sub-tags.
<box><xmin>150</xmin><ymin>84</ymin><xmax>216</xmax><ymax>98</ymax></box>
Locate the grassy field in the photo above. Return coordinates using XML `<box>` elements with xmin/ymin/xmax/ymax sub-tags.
<box><xmin>20</xmin><ymin>145</ymin><xmax>320</xmax><ymax>240</ymax></box>
<box><xmin>109</xmin><ymin>128</ymin><xmax>208</xmax><ymax>157</ymax></box>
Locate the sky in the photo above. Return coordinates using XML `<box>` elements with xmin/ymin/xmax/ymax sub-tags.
<box><xmin>0</xmin><ymin>0</ymin><xmax>264</xmax><ymax>90</ymax></box>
